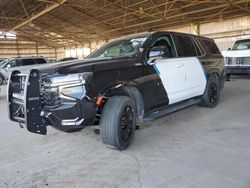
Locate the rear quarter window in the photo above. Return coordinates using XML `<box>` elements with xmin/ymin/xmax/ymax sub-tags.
<box><xmin>173</xmin><ymin>35</ymin><xmax>197</xmax><ymax>57</ymax></box>
<box><xmin>35</xmin><ymin>58</ymin><xmax>47</xmax><ymax>64</ymax></box>
<box><xmin>198</xmin><ymin>39</ymin><xmax>221</xmax><ymax>55</ymax></box>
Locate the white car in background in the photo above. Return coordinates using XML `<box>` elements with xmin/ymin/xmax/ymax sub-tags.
<box><xmin>222</xmin><ymin>37</ymin><xmax>250</xmax><ymax>80</ymax></box>
<box><xmin>0</xmin><ymin>56</ymin><xmax>50</xmax><ymax>85</ymax></box>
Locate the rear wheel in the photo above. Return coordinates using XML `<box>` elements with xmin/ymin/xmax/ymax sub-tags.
<box><xmin>200</xmin><ymin>74</ymin><xmax>220</xmax><ymax>108</ymax></box>
<box><xmin>100</xmin><ymin>96</ymin><xmax>136</xmax><ymax>150</ymax></box>
<box><xmin>226</xmin><ymin>74</ymin><xmax>231</xmax><ymax>81</ymax></box>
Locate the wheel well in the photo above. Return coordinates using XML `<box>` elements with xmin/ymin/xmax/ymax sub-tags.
<box><xmin>98</xmin><ymin>86</ymin><xmax>144</xmax><ymax>123</ymax></box>
<box><xmin>207</xmin><ymin>71</ymin><xmax>224</xmax><ymax>89</ymax></box>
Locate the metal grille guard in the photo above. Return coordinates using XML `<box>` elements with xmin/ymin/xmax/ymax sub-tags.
<box><xmin>8</xmin><ymin>69</ymin><xmax>47</xmax><ymax>135</ymax></box>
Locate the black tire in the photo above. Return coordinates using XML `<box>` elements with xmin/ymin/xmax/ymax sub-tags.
<box><xmin>226</xmin><ymin>74</ymin><xmax>231</xmax><ymax>81</ymax></box>
<box><xmin>0</xmin><ymin>75</ymin><xmax>4</xmax><ymax>85</ymax></box>
<box><xmin>100</xmin><ymin>96</ymin><xmax>136</xmax><ymax>150</ymax></box>
<box><xmin>200</xmin><ymin>74</ymin><xmax>221</xmax><ymax>108</ymax></box>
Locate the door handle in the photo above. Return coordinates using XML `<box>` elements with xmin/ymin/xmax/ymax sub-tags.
<box><xmin>176</xmin><ymin>64</ymin><xmax>183</xmax><ymax>68</ymax></box>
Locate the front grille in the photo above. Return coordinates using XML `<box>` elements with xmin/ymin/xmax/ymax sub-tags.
<box><xmin>242</xmin><ymin>57</ymin><xmax>250</xmax><ymax>65</ymax></box>
<box><xmin>226</xmin><ymin>57</ymin><xmax>250</xmax><ymax>66</ymax></box>
<box><xmin>40</xmin><ymin>74</ymin><xmax>62</xmax><ymax>108</ymax></box>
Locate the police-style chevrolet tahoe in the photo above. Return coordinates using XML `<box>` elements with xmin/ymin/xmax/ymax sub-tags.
<box><xmin>8</xmin><ymin>31</ymin><xmax>225</xmax><ymax>150</ymax></box>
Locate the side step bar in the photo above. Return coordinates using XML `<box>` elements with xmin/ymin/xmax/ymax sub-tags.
<box><xmin>143</xmin><ymin>98</ymin><xmax>201</xmax><ymax>122</ymax></box>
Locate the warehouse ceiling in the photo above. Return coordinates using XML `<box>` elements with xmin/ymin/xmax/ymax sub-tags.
<box><xmin>0</xmin><ymin>0</ymin><xmax>250</xmax><ymax>48</ymax></box>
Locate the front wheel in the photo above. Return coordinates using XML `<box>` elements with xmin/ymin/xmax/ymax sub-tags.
<box><xmin>100</xmin><ymin>96</ymin><xmax>136</xmax><ymax>150</ymax></box>
<box><xmin>200</xmin><ymin>74</ymin><xmax>221</xmax><ymax>108</ymax></box>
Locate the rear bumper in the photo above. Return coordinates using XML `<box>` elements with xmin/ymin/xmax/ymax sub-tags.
<box><xmin>8</xmin><ymin>70</ymin><xmax>96</xmax><ymax>135</ymax></box>
<box><xmin>226</xmin><ymin>66</ymin><xmax>250</xmax><ymax>75</ymax></box>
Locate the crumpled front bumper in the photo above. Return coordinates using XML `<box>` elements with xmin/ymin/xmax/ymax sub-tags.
<box><xmin>8</xmin><ymin>70</ymin><xmax>96</xmax><ymax>135</ymax></box>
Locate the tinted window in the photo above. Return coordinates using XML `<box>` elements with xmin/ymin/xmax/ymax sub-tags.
<box><xmin>149</xmin><ymin>35</ymin><xmax>177</xmax><ymax>58</ymax></box>
<box><xmin>232</xmin><ymin>39</ymin><xmax>250</xmax><ymax>50</ymax></box>
<box><xmin>35</xmin><ymin>58</ymin><xmax>47</xmax><ymax>64</ymax></box>
<box><xmin>9</xmin><ymin>60</ymin><xmax>17</xmax><ymax>67</ymax></box>
<box><xmin>173</xmin><ymin>35</ymin><xmax>197</xmax><ymax>57</ymax></box>
<box><xmin>192</xmin><ymin>38</ymin><xmax>204</xmax><ymax>56</ymax></box>
<box><xmin>198</xmin><ymin>39</ymin><xmax>221</xmax><ymax>55</ymax></box>
<box><xmin>16</xmin><ymin>59</ymin><xmax>22</xmax><ymax>66</ymax></box>
<box><xmin>22</xmin><ymin>59</ymin><xmax>35</xmax><ymax>66</ymax></box>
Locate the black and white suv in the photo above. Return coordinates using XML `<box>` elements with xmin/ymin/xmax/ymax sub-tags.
<box><xmin>8</xmin><ymin>32</ymin><xmax>225</xmax><ymax>150</ymax></box>
<box><xmin>0</xmin><ymin>56</ymin><xmax>50</xmax><ymax>85</ymax></box>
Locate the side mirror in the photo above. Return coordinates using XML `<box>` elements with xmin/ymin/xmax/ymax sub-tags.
<box><xmin>149</xmin><ymin>46</ymin><xmax>170</xmax><ymax>58</ymax></box>
<box><xmin>132</xmin><ymin>41</ymin><xmax>141</xmax><ymax>49</ymax></box>
<box><xmin>6</xmin><ymin>64</ymin><xmax>11</xmax><ymax>69</ymax></box>
<box><xmin>227</xmin><ymin>48</ymin><xmax>231</xmax><ymax>51</ymax></box>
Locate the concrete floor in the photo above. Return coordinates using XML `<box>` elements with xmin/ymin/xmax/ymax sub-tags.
<box><xmin>0</xmin><ymin>76</ymin><xmax>250</xmax><ymax>188</ymax></box>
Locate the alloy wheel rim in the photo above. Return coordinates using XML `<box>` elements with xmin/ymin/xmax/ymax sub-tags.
<box><xmin>120</xmin><ymin>105</ymin><xmax>133</xmax><ymax>142</ymax></box>
<box><xmin>208</xmin><ymin>82</ymin><xmax>217</xmax><ymax>103</ymax></box>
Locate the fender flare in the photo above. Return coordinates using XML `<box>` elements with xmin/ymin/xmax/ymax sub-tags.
<box><xmin>101</xmin><ymin>85</ymin><xmax>145</xmax><ymax>124</ymax></box>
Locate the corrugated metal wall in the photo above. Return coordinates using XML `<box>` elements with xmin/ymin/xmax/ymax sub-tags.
<box><xmin>0</xmin><ymin>38</ymin><xmax>65</xmax><ymax>60</ymax></box>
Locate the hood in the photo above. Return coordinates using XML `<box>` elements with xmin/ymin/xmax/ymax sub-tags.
<box><xmin>33</xmin><ymin>56</ymin><xmax>138</xmax><ymax>75</ymax></box>
<box><xmin>222</xmin><ymin>49</ymin><xmax>250</xmax><ymax>58</ymax></box>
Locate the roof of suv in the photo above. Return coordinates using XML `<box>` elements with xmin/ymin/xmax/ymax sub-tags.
<box><xmin>113</xmin><ymin>31</ymin><xmax>214</xmax><ymax>43</ymax></box>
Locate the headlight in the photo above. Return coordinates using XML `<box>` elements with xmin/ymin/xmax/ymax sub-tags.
<box><xmin>43</xmin><ymin>72</ymin><xmax>92</xmax><ymax>101</ymax></box>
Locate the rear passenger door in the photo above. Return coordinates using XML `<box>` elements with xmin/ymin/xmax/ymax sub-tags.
<box><xmin>172</xmin><ymin>34</ymin><xmax>207</xmax><ymax>100</ymax></box>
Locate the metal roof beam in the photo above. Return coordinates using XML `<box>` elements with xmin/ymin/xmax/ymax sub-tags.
<box><xmin>10</xmin><ymin>0</ymin><xmax>67</xmax><ymax>31</ymax></box>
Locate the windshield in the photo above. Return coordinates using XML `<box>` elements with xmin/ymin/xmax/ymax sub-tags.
<box><xmin>232</xmin><ymin>39</ymin><xmax>250</xmax><ymax>50</ymax></box>
<box><xmin>88</xmin><ymin>37</ymin><xmax>147</xmax><ymax>59</ymax></box>
<box><xmin>0</xmin><ymin>59</ymin><xmax>8</xmax><ymax>67</ymax></box>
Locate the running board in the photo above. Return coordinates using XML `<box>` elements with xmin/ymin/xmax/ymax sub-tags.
<box><xmin>143</xmin><ymin>98</ymin><xmax>201</xmax><ymax>122</ymax></box>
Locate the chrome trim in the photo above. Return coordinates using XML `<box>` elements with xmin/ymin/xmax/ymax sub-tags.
<box><xmin>58</xmin><ymin>82</ymin><xmax>86</xmax><ymax>101</ymax></box>
<box><xmin>61</xmin><ymin>118</ymin><xmax>84</xmax><ymax>126</ymax></box>
<box><xmin>43</xmin><ymin>80</ymin><xmax>84</xmax><ymax>87</ymax></box>
<box><xmin>13</xmin><ymin>93</ymin><xmax>24</xmax><ymax>101</ymax></box>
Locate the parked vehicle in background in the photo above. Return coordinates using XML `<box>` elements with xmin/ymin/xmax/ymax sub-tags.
<box><xmin>222</xmin><ymin>37</ymin><xmax>250</xmax><ymax>80</ymax></box>
<box><xmin>8</xmin><ymin>31</ymin><xmax>225</xmax><ymax>150</ymax></box>
<box><xmin>57</xmin><ymin>57</ymin><xmax>78</xmax><ymax>62</ymax></box>
<box><xmin>0</xmin><ymin>56</ymin><xmax>50</xmax><ymax>85</ymax></box>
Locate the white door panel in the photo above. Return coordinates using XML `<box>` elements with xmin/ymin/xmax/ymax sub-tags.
<box><xmin>183</xmin><ymin>57</ymin><xmax>207</xmax><ymax>96</ymax></box>
<box><xmin>154</xmin><ymin>57</ymin><xmax>207</xmax><ymax>104</ymax></box>
<box><xmin>154</xmin><ymin>58</ymin><xmax>185</xmax><ymax>104</ymax></box>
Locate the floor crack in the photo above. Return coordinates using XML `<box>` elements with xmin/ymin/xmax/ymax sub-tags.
<box><xmin>121</xmin><ymin>151</ymin><xmax>142</xmax><ymax>188</ymax></box>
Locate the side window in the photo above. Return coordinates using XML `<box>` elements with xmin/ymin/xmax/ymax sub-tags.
<box><xmin>16</xmin><ymin>59</ymin><xmax>22</xmax><ymax>66</ymax></box>
<box><xmin>192</xmin><ymin>38</ymin><xmax>204</xmax><ymax>56</ymax></box>
<box><xmin>35</xmin><ymin>58</ymin><xmax>47</xmax><ymax>64</ymax></box>
<box><xmin>198</xmin><ymin>39</ymin><xmax>221</xmax><ymax>55</ymax></box>
<box><xmin>173</xmin><ymin>35</ymin><xmax>197</xmax><ymax>57</ymax></box>
<box><xmin>22</xmin><ymin>59</ymin><xmax>35</xmax><ymax>66</ymax></box>
<box><xmin>149</xmin><ymin>35</ymin><xmax>177</xmax><ymax>58</ymax></box>
<box><xmin>6</xmin><ymin>60</ymin><xmax>17</xmax><ymax>68</ymax></box>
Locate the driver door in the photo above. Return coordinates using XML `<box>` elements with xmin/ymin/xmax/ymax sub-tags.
<box><xmin>148</xmin><ymin>35</ymin><xmax>186</xmax><ymax>104</ymax></box>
